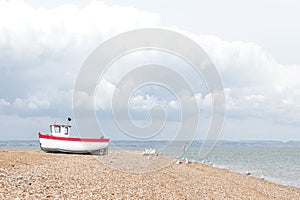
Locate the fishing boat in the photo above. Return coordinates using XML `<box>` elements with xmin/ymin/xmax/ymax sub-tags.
<box><xmin>38</xmin><ymin>118</ymin><xmax>109</xmax><ymax>155</ymax></box>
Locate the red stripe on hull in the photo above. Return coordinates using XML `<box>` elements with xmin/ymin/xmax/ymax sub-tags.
<box><xmin>38</xmin><ymin>133</ymin><xmax>109</xmax><ymax>143</ymax></box>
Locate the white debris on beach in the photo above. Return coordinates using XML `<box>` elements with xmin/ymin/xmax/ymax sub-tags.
<box><xmin>185</xmin><ymin>158</ymin><xmax>190</xmax><ymax>164</ymax></box>
<box><xmin>142</xmin><ymin>148</ymin><xmax>158</xmax><ymax>156</ymax></box>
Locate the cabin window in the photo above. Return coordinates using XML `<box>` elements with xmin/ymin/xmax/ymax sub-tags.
<box><xmin>65</xmin><ymin>127</ymin><xmax>69</xmax><ymax>135</ymax></box>
<box><xmin>54</xmin><ymin>126</ymin><xmax>61</xmax><ymax>133</ymax></box>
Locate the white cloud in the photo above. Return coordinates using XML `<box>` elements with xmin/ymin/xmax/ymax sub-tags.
<box><xmin>168</xmin><ymin>100</ymin><xmax>179</xmax><ymax>110</ymax></box>
<box><xmin>175</xmin><ymin>31</ymin><xmax>300</xmax><ymax>124</ymax></box>
<box><xmin>0</xmin><ymin>0</ymin><xmax>161</xmax><ymax>117</ymax></box>
<box><xmin>1</xmin><ymin>0</ymin><xmax>300</xmax><ymax>140</ymax></box>
<box><xmin>0</xmin><ymin>98</ymin><xmax>10</xmax><ymax>107</ymax></box>
<box><xmin>12</xmin><ymin>96</ymin><xmax>50</xmax><ymax>110</ymax></box>
<box><xmin>94</xmin><ymin>79</ymin><xmax>115</xmax><ymax>110</ymax></box>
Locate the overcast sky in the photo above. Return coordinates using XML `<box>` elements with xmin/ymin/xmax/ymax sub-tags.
<box><xmin>0</xmin><ymin>0</ymin><xmax>300</xmax><ymax>141</ymax></box>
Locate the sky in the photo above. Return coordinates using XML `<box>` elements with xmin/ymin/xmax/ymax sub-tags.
<box><xmin>0</xmin><ymin>0</ymin><xmax>300</xmax><ymax>141</ymax></box>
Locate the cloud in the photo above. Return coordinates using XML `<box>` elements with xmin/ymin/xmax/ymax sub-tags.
<box><xmin>176</xmin><ymin>31</ymin><xmax>300</xmax><ymax>125</ymax></box>
<box><xmin>0</xmin><ymin>98</ymin><xmax>10</xmax><ymax>107</ymax></box>
<box><xmin>0</xmin><ymin>0</ymin><xmax>161</xmax><ymax>117</ymax></box>
<box><xmin>1</xmin><ymin>0</ymin><xmax>300</xmax><ymax>140</ymax></box>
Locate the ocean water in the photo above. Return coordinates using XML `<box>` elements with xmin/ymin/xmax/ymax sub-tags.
<box><xmin>1</xmin><ymin>140</ymin><xmax>299</xmax><ymax>188</ymax></box>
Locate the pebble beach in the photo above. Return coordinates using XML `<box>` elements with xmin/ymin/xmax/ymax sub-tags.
<box><xmin>0</xmin><ymin>150</ymin><xmax>299</xmax><ymax>199</ymax></box>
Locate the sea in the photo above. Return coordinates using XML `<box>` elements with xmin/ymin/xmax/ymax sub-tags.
<box><xmin>1</xmin><ymin>140</ymin><xmax>299</xmax><ymax>189</ymax></box>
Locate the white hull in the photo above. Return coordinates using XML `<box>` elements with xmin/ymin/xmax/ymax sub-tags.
<box><xmin>39</xmin><ymin>134</ymin><xmax>109</xmax><ymax>154</ymax></box>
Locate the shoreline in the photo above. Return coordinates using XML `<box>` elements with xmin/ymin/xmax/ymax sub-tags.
<box><xmin>1</xmin><ymin>141</ymin><xmax>299</xmax><ymax>189</ymax></box>
<box><xmin>1</xmin><ymin>150</ymin><xmax>300</xmax><ymax>199</ymax></box>
<box><xmin>190</xmin><ymin>160</ymin><xmax>300</xmax><ymax>190</ymax></box>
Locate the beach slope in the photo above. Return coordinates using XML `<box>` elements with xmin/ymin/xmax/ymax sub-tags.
<box><xmin>0</xmin><ymin>150</ymin><xmax>299</xmax><ymax>199</ymax></box>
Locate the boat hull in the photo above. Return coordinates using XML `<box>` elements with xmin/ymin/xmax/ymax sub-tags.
<box><xmin>39</xmin><ymin>133</ymin><xmax>109</xmax><ymax>154</ymax></box>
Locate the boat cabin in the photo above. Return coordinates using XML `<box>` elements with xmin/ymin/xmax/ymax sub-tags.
<box><xmin>50</xmin><ymin>124</ymin><xmax>71</xmax><ymax>137</ymax></box>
